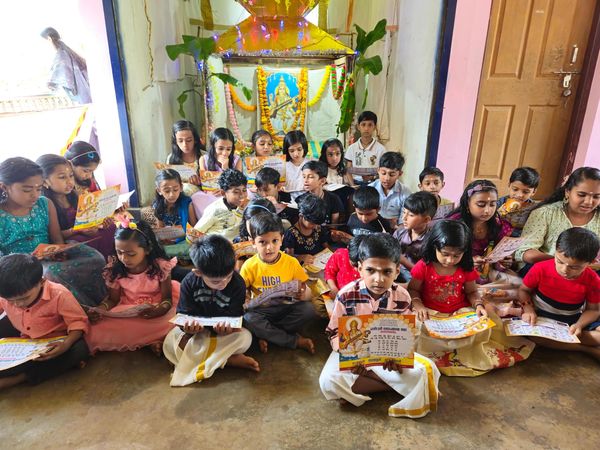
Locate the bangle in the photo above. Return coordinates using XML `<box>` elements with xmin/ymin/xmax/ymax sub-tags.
<box><xmin>474</xmin><ymin>302</ymin><xmax>485</xmax><ymax>308</ymax></box>
<box><xmin>99</xmin><ymin>301</ymin><xmax>110</xmax><ymax>310</ymax></box>
<box><xmin>412</xmin><ymin>297</ymin><xmax>422</xmax><ymax>303</ymax></box>
<box><xmin>160</xmin><ymin>300</ymin><xmax>172</xmax><ymax>308</ymax></box>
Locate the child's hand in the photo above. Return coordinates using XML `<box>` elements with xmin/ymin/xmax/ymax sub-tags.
<box><xmin>139</xmin><ymin>303</ymin><xmax>171</xmax><ymax>319</ymax></box>
<box><xmin>413</xmin><ymin>303</ymin><xmax>429</xmax><ymax>321</ymax></box>
<box><xmin>81</xmin><ymin>226</ymin><xmax>99</xmax><ymax>237</ymax></box>
<box><xmin>328</xmin><ymin>285</ymin><xmax>339</xmax><ymax>298</ymax></box>
<box><xmin>473</xmin><ymin>255</ymin><xmax>487</xmax><ymax>270</ymax></box>
<box><xmin>475</xmin><ymin>304</ymin><xmax>488</xmax><ymax>318</ymax></box>
<box><xmin>182</xmin><ymin>321</ymin><xmax>204</xmax><ymax>334</ymax></box>
<box><xmin>213</xmin><ymin>322</ymin><xmax>235</xmax><ymax>336</ymax></box>
<box><xmin>351</xmin><ymin>363</ymin><xmax>368</xmax><ymax>376</ymax></box>
<box><xmin>569</xmin><ymin>323</ymin><xmax>583</xmax><ymax>337</ymax></box>
<box><xmin>83</xmin><ymin>306</ymin><xmax>103</xmax><ymax>323</ymax></box>
<box><xmin>331</xmin><ymin>230</ymin><xmax>352</xmax><ymax>243</ymax></box>
<box><xmin>521</xmin><ymin>311</ymin><xmax>537</xmax><ymax>325</ymax></box>
<box><xmin>188</xmin><ymin>174</ymin><xmax>201</xmax><ymax>186</ymax></box>
<box><xmin>300</xmin><ymin>254</ymin><xmax>315</xmax><ymax>265</ymax></box>
<box><xmin>498</xmin><ymin>255</ymin><xmax>514</xmax><ymax>270</ymax></box>
<box><xmin>383</xmin><ymin>360</ymin><xmax>403</xmax><ymax>373</ymax></box>
<box><xmin>36</xmin><ymin>341</ymin><xmax>70</xmax><ymax>361</ymax></box>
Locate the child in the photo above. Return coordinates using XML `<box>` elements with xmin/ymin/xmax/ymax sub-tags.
<box><xmin>345</xmin><ymin>111</ymin><xmax>386</xmax><ymax>184</ymax></box>
<box><xmin>85</xmin><ymin>219</ymin><xmax>179</xmax><ymax>354</ymax></box>
<box><xmin>255</xmin><ymin>167</ymin><xmax>297</xmax><ymax>224</ymax></box>
<box><xmin>152</xmin><ymin>169</ymin><xmax>198</xmax><ymax>258</ymax></box>
<box><xmin>319</xmin><ymin>138</ymin><xmax>354</xmax><ymax>186</ymax></box>
<box><xmin>449</xmin><ymin>180</ymin><xmax>513</xmax><ymax>275</ymax></box>
<box><xmin>497</xmin><ymin>166</ymin><xmax>540</xmax><ymax>236</ymax></box>
<box><xmin>324</xmin><ymin>234</ymin><xmax>362</xmax><ymax>298</ymax></box>
<box><xmin>241</xmin><ymin>213</ymin><xmax>317</xmax><ymax>354</ymax></box>
<box><xmin>163</xmin><ymin>235</ymin><xmax>260</xmax><ymax>386</ymax></box>
<box><xmin>64</xmin><ymin>141</ymin><xmax>101</xmax><ymax>195</ymax></box>
<box><xmin>369</xmin><ymin>152</ymin><xmax>411</xmax><ymax>229</ymax></box>
<box><xmin>193</xmin><ymin>169</ymin><xmax>247</xmax><ymax>241</ymax></box>
<box><xmin>283</xmin><ymin>193</ymin><xmax>331</xmax><ymax>265</ymax></box>
<box><xmin>301</xmin><ymin>160</ymin><xmax>344</xmax><ymax>224</ymax></box>
<box><xmin>167</xmin><ymin>120</ymin><xmax>204</xmax><ymax>196</ymax></box>
<box><xmin>319</xmin><ymin>233</ymin><xmax>440</xmax><ymax>418</ymax></box>
<box><xmin>346</xmin><ymin>186</ymin><xmax>392</xmax><ymax>236</ymax></box>
<box><xmin>418</xmin><ymin>167</ymin><xmax>452</xmax><ymax>206</ymax></box>
<box><xmin>237</xmin><ymin>197</ymin><xmax>277</xmax><ymax>242</ymax></box>
<box><xmin>393</xmin><ymin>191</ymin><xmax>438</xmax><ymax>281</ymax></box>
<box><xmin>251</xmin><ymin>129</ymin><xmax>275</xmax><ymax>157</ymax></box>
<box><xmin>36</xmin><ymin>154</ymin><xmax>116</xmax><ymax>259</ymax></box>
<box><xmin>519</xmin><ymin>228</ymin><xmax>600</xmax><ymax>360</ymax></box>
<box><xmin>199</xmin><ymin>127</ymin><xmax>243</xmax><ymax>172</ymax></box>
<box><xmin>408</xmin><ymin>220</ymin><xmax>533</xmax><ymax>376</ymax></box>
<box><xmin>0</xmin><ymin>157</ymin><xmax>106</xmax><ymax>306</ymax></box>
<box><xmin>283</xmin><ymin>130</ymin><xmax>309</xmax><ymax>194</ymax></box>
<box><xmin>0</xmin><ymin>254</ymin><xmax>89</xmax><ymax>390</ymax></box>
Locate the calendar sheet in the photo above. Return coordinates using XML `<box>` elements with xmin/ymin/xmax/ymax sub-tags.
<box><xmin>424</xmin><ymin>311</ymin><xmax>495</xmax><ymax>339</ymax></box>
<box><xmin>304</xmin><ymin>248</ymin><xmax>333</xmax><ymax>273</ymax></box>
<box><xmin>153</xmin><ymin>162</ymin><xmax>197</xmax><ymax>182</ymax></box>
<box><xmin>504</xmin><ymin>317</ymin><xmax>580</xmax><ymax>343</ymax></box>
<box><xmin>485</xmin><ymin>236</ymin><xmax>526</xmax><ymax>263</ymax></box>
<box><xmin>169</xmin><ymin>314</ymin><xmax>243</xmax><ymax>329</ymax></box>
<box><xmin>338</xmin><ymin>314</ymin><xmax>416</xmax><ymax>370</ymax></box>
<box><xmin>0</xmin><ymin>337</ymin><xmax>66</xmax><ymax>371</ymax></box>
<box><xmin>154</xmin><ymin>226</ymin><xmax>186</xmax><ymax>241</ymax></box>
<box><xmin>243</xmin><ymin>155</ymin><xmax>286</xmax><ymax>184</ymax></box>
<box><xmin>244</xmin><ymin>280</ymin><xmax>302</xmax><ymax>310</ymax></box>
<box><xmin>73</xmin><ymin>185</ymin><xmax>121</xmax><ymax>230</ymax></box>
<box><xmin>199</xmin><ymin>171</ymin><xmax>221</xmax><ymax>191</ymax></box>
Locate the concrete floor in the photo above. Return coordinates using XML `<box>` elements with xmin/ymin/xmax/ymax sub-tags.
<box><xmin>2</xmin><ymin>320</ymin><xmax>599</xmax><ymax>450</ymax></box>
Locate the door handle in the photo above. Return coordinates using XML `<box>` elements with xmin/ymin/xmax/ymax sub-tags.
<box><xmin>570</xmin><ymin>45</ymin><xmax>579</xmax><ymax>65</ymax></box>
<box><xmin>552</xmin><ymin>69</ymin><xmax>580</xmax><ymax>75</ymax></box>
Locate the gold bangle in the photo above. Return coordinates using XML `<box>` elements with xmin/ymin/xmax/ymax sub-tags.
<box><xmin>99</xmin><ymin>302</ymin><xmax>110</xmax><ymax>310</ymax></box>
<box><xmin>160</xmin><ymin>300</ymin><xmax>172</xmax><ymax>308</ymax></box>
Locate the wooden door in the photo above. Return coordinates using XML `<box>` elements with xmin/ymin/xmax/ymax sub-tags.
<box><xmin>466</xmin><ymin>0</ymin><xmax>596</xmax><ymax>197</ymax></box>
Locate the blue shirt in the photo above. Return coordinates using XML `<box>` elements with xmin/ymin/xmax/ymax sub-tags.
<box><xmin>369</xmin><ymin>180</ymin><xmax>412</xmax><ymax>221</ymax></box>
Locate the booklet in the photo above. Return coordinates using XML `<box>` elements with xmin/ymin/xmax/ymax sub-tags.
<box><xmin>73</xmin><ymin>185</ymin><xmax>121</xmax><ymax>230</ymax></box>
<box><xmin>485</xmin><ymin>236</ymin><xmax>526</xmax><ymax>263</ymax></box>
<box><xmin>243</xmin><ymin>155</ymin><xmax>286</xmax><ymax>184</ymax></box>
<box><xmin>498</xmin><ymin>200</ymin><xmax>537</xmax><ymax>229</ymax></box>
<box><xmin>433</xmin><ymin>202</ymin><xmax>455</xmax><ymax>220</ymax></box>
<box><xmin>504</xmin><ymin>317</ymin><xmax>580</xmax><ymax>343</ymax></box>
<box><xmin>244</xmin><ymin>280</ymin><xmax>302</xmax><ymax>310</ymax></box>
<box><xmin>169</xmin><ymin>313</ymin><xmax>243</xmax><ymax>329</ymax></box>
<box><xmin>232</xmin><ymin>241</ymin><xmax>257</xmax><ymax>257</ymax></box>
<box><xmin>85</xmin><ymin>304</ymin><xmax>154</xmax><ymax>318</ymax></box>
<box><xmin>424</xmin><ymin>311</ymin><xmax>495</xmax><ymax>339</ymax></box>
<box><xmin>324</xmin><ymin>183</ymin><xmax>348</xmax><ymax>192</ymax></box>
<box><xmin>347</xmin><ymin>166</ymin><xmax>377</xmax><ymax>177</ymax></box>
<box><xmin>304</xmin><ymin>248</ymin><xmax>334</xmax><ymax>273</ymax></box>
<box><xmin>0</xmin><ymin>336</ymin><xmax>66</xmax><ymax>371</ymax></box>
<box><xmin>32</xmin><ymin>239</ymin><xmax>98</xmax><ymax>259</ymax></box>
<box><xmin>153</xmin><ymin>225</ymin><xmax>186</xmax><ymax>241</ymax></box>
<box><xmin>338</xmin><ymin>314</ymin><xmax>416</xmax><ymax>370</ymax></box>
<box><xmin>153</xmin><ymin>162</ymin><xmax>197</xmax><ymax>182</ymax></box>
<box><xmin>199</xmin><ymin>170</ymin><xmax>221</xmax><ymax>191</ymax></box>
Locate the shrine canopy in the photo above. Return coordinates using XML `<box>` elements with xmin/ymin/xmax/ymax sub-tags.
<box><xmin>215</xmin><ymin>0</ymin><xmax>354</xmax><ymax>63</ymax></box>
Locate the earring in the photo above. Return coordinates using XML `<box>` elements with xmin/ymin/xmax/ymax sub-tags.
<box><xmin>0</xmin><ymin>189</ymin><xmax>7</xmax><ymax>203</ymax></box>
<box><xmin>563</xmin><ymin>196</ymin><xmax>569</xmax><ymax>205</ymax></box>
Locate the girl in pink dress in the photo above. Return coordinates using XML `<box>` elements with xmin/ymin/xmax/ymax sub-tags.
<box><xmin>85</xmin><ymin>220</ymin><xmax>180</xmax><ymax>354</ymax></box>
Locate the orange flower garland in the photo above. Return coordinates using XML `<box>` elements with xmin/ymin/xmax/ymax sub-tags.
<box><xmin>229</xmin><ymin>84</ymin><xmax>257</xmax><ymax>112</ymax></box>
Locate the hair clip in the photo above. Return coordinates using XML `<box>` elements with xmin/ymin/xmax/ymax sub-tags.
<box><xmin>71</xmin><ymin>150</ymin><xmax>99</xmax><ymax>161</ymax></box>
<box><xmin>247</xmin><ymin>204</ymin><xmax>272</xmax><ymax>213</ymax></box>
<box><xmin>115</xmin><ymin>214</ymin><xmax>149</xmax><ymax>240</ymax></box>
<box><xmin>466</xmin><ymin>184</ymin><xmax>485</xmax><ymax>198</ymax></box>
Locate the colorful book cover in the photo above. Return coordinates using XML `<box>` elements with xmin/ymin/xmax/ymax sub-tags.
<box><xmin>244</xmin><ymin>280</ymin><xmax>302</xmax><ymax>310</ymax></box>
<box><xmin>153</xmin><ymin>162</ymin><xmax>197</xmax><ymax>182</ymax></box>
<box><xmin>199</xmin><ymin>171</ymin><xmax>221</xmax><ymax>191</ymax></box>
<box><xmin>169</xmin><ymin>314</ymin><xmax>243</xmax><ymax>329</ymax></box>
<box><xmin>338</xmin><ymin>314</ymin><xmax>416</xmax><ymax>370</ymax></box>
<box><xmin>433</xmin><ymin>202</ymin><xmax>455</xmax><ymax>220</ymax></box>
<box><xmin>504</xmin><ymin>317</ymin><xmax>580</xmax><ymax>343</ymax></box>
<box><xmin>0</xmin><ymin>337</ymin><xmax>66</xmax><ymax>371</ymax></box>
<box><xmin>424</xmin><ymin>311</ymin><xmax>495</xmax><ymax>339</ymax></box>
<box><xmin>31</xmin><ymin>240</ymin><xmax>96</xmax><ymax>259</ymax></box>
<box><xmin>243</xmin><ymin>155</ymin><xmax>286</xmax><ymax>184</ymax></box>
<box><xmin>73</xmin><ymin>185</ymin><xmax>121</xmax><ymax>230</ymax></box>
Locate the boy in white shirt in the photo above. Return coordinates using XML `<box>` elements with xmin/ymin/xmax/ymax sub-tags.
<box><xmin>345</xmin><ymin>111</ymin><xmax>386</xmax><ymax>185</ymax></box>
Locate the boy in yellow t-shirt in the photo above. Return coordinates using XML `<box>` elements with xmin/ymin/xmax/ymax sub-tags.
<box><xmin>240</xmin><ymin>213</ymin><xmax>317</xmax><ymax>354</ymax></box>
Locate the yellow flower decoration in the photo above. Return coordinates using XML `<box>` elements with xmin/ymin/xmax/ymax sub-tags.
<box><xmin>308</xmin><ymin>65</ymin><xmax>331</xmax><ymax>107</ymax></box>
<box><xmin>229</xmin><ymin>85</ymin><xmax>257</xmax><ymax>111</ymax></box>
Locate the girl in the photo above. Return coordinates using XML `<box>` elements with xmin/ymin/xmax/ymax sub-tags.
<box><xmin>152</xmin><ymin>169</ymin><xmax>198</xmax><ymax>259</ymax></box>
<box><xmin>324</xmin><ymin>234</ymin><xmax>362</xmax><ymax>298</ymax></box>
<box><xmin>199</xmin><ymin>127</ymin><xmax>243</xmax><ymax>172</ymax></box>
<box><xmin>0</xmin><ymin>157</ymin><xmax>106</xmax><ymax>306</ymax></box>
<box><xmin>167</xmin><ymin>120</ymin><xmax>204</xmax><ymax>196</ymax></box>
<box><xmin>516</xmin><ymin>167</ymin><xmax>600</xmax><ymax>275</ymax></box>
<box><xmin>408</xmin><ymin>220</ymin><xmax>533</xmax><ymax>376</ymax></box>
<box><xmin>85</xmin><ymin>219</ymin><xmax>179</xmax><ymax>354</ymax></box>
<box><xmin>251</xmin><ymin>130</ymin><xmax>275</xmax><ymax>157</ymax></box>
<box><xmin>283</xmin><ymin>130</ymin><xmax>309</xmax><ymax>194</ymax></box>
<box><xmin>319</xmin><ymin>138</ymin><xmax>354</xmax><ymax>187</ymax></box>
<box><xmin>449</xmin><ymin>180</ymin><xmax>513</xmax><ymax>276</ymax></box>
<box><xmin>64</xmin><ymin>141</ymin><xmax>101</xmax><ymax>195</ymax></box>
<box><xmin>36</xmin><ymin>154</ymin><xmax>116</xmax><ymax>259</ymax></box>
<box><xmin>236</xmin><ymin>197</ymin><xmax>276</xmax><ymax>243</ymax></box>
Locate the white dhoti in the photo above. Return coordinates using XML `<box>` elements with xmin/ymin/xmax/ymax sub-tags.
<box><xmin>163</xmin><ymin>327</ymin><xmax>252</xmax><ymax>387</ymax></box>
<box><xmin>319</xmin><ymin>351</ymin><xmax>440</xmax><ymax>418</ymax></box>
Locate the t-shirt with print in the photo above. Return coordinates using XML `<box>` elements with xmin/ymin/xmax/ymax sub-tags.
<box><xmin>346</xmin><ymin>213</ymin><xmax>392</xmax><ymax>236</ymax></box>
<box><xmin>283</xmin><ymin>224</ymin><xmax>331</xmax><ymax>255</ymax></box>
<box><xmin>240</xmin><ymin>252</ymin><xmax>309</xmax><ymax>297</ymax></box>
<box><xmin>177</xmin><ymin>270</ymin><xmax>246</xmax><ymax>317</ymax></box>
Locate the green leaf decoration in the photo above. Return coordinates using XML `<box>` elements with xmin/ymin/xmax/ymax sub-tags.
<box><xmin>355</xmin><ymin>19</ymin><xmax>386</xmax><ymax>54</ymax></box>
<box><xmin>355</xmin><ymin>24</ymin><xmax>367</xmax><ymax>54</ymax></box>
<box><xmin>241</xmin><ymin>86</ymin><xmax>253</xmax><ymax>101</ymax></box>
<box><xmin>337</xmin><ymin>82</ymin><xmax>356</xmax><ymax>134</ymax></box>
<box><xmin>356</xmin><ymin>55</ymin><xmax>383</xmax><ymax>76</ymax></box>
<box><xmin>166</xmin><ymin>36</ymin><xmax>216</xmax><ymax>61</ymax></box>
<box><xmin>177</xmin><ymin>92</ymin><xmax>188</xmax><ymax>117</ymax></box>
<box><xmin>166</xmin><ymin>43</ymin><xmax>188</xmax><ymax>61</ymax></box>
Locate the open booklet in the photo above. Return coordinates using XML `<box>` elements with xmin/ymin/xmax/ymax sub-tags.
<box><xmin>504</xmin><ymin>317</ymin><xmax>580</xmax><ymax>343</ymax></box>
<box><xmin>338</xmin><ymin>314</ymin><xmax>416</xmax><ymax>370</ymax></box>
<box><xmin>485</xmin><ymin>236</ymin><xmax>527</xmax><ymax>263</ymax></box>
<box><xmin>424</xmin><ymin>311</ymin><xmax>495</xmax><ymax>339</ymax></box>
<box><xmin>432</xmin><ymin>202</ymin><xmax>455</xmax><ymax>220</ymax></box>
<box><xmin>32</xmin><ymin>238</ymin><xmax>99</xmax><ymax>260</ymax></box>
<box><xmin>304</xmin><ymin>248</ymin><xmax>334</xmax><ymax>273</ymax></box>
<box><xmin>153</xmin><ymin>162</ymin><xmax>197</xmax><ymax>182</ymax></box>
<box><xmin>244</xmin><ymin>280</ymin><xmax>302</xmax><ymax>310</ymax></box>
<box><xmin>169</xmin><ymin>313</ymin><xmax>243</xmax><ymax>329</ymax></box>
<box><xmin>73</xmin><ymin>186</ymin><xmax>134</xmax><ymax>230</ymax></box>
<box><xmin>0</xmin><ymin>336</ymin><xmax>66</xmax><ymax>371</ymax></box>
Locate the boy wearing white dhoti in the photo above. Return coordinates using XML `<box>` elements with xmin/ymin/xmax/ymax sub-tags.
<box><xmin>163</xmin><ymin>235</ymin><xmax>259</xmax><ymax>387</ymax></box>
<box><xmin>319</xmin><ymin>233</ymin><xmax>440</xmax><ymax>418</ymax></box>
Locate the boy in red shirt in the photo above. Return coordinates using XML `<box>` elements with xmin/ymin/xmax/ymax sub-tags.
<box><xmin>0</xmin><ymin>254</ymin><xmax>89</xmax><ymax>390</ymax></box>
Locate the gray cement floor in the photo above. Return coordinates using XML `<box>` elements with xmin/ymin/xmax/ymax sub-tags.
<box><xmin>2</xmin><ymin>321</ymin><xmax>599</xmax><ymax>449</ymax></box>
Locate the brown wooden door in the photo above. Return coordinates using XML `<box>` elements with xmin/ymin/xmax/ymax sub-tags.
<box><xmin>466</xmin><ymin>0</ymin><xmax>596</xmax><ymax>197</ymax></box>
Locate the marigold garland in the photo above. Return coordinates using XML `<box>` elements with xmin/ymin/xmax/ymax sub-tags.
<box><xmin>308</xmin><ymin>65</ymin><xmax>331</xmax><ymax>107</ymax></box>
<box><xmin>229</xmin><ymin>84</ymin><xmax>257</xmax><ymax>111</ymax></box>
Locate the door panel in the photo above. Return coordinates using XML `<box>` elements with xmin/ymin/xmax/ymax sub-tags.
<box><xmin>466</xmin><ymin>0</ymin><xmax>596</xmax><ymax>197</ymax></box>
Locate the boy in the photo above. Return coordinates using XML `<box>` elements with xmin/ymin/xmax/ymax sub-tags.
<box><xmin>519</xmin><ymin>227</ymin><xmax>600</xmax><ymax>360</ymax></box>
<box><xmin>345</xmin><ymin>111</ymin><xmax>387</xmax><ymax>184</ymax></box>
<box><xmin>319</xmin><ymin>233</ymin><xmax>440</xmax><ymax>418</ymax></box>
<box><xmin>0</xmin><ymin>254</ymin><xmax>89</xmax><ymax>390</ymax></box>
<box><xmin>194</xmin><ymin>169</ymin><xmax>248</xmax><ymax>241</ymax></box>
<box><xmin>393</xmin><ymin>192</ymin><xmax>438</xmax><ymax>281</ymax></box>
<box><xmin>255</xmin><ymin>167</ymin><xmax>298</xmax><ymax>224</ymax></box>
<box><xmin>497</xmin><ymin>166</ymin><xmax>540</xmax><ymax>236</ymax></box>
<box><xmin>369</xmin><ymin>151</ymin><xmax>412</xmax><ymax>229</ymax></box>
<box><xmin>346</xmin><ymin>186</ymin><xmax>392</xmax><ymax>236</ymax></box>
<box><xmin>241</xmin><ymin>213</ymin><xmax>317</xmax><ymax>354</ymax></box>
<box><xmin>418</xmin><ymin>167</ymin><xmax>452</xmax><ymax>206</ymax></box>
<box><xmin>163</xmin><ymin>235</ymin><xmax>259</xmax><ymax>387</ymax></box>
<box><xmin>302</xmin><ymin>160</ymin><xmax>344</xmax><ymax>224</ymax></box>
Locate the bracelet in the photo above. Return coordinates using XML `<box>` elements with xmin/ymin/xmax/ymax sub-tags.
<box><xmin>99</xmin><ymin>301</ymin><xmax>110</xmax><ymax>310</ymax></box>
<box><xmin>474</xmin><ymin>302</ymin><xmax>485</xmax><ymax>308</ymax></box>
<box><xmin>160</xmin><ymin>300</ymin><xmax>172</xmax><ymax>308</ymax></box>
<box><xmin>412</xmin><ymin>297</ymin><xmax>423</xmax><ymax>303</ymax></box>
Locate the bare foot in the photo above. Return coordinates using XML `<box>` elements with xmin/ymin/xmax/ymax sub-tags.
<box><xmin>227</xmin><ymin>353</ymin><xmax>260</xmax><ymax>372</ymax></box>
<box><xmin>0</xmin><ymin>373</ymin><xmax>27</xmax><ymax>390</ymax></box>
<box><xmin>296</xmin><ymin>335</ymin><xmax>315</xmax><ymax>354</ymax></box>
<box><xmin>259</xmin><ymin>339</ymin><xmax>269</xmax><ymax>354</ymax></box>
<box><xmin>149</xmin><ymin>342</ymin><xmax>163</xmax><ymax>356</ymax></box>
<box><xmin>339</xmin><ymin>398</ymin><xmax>349</xmax><ymax>405</ymax></box>
<box><xmin>179</xmin><ymin>333</ymin><xmax>192</xmax><ymax>351</ymax></box>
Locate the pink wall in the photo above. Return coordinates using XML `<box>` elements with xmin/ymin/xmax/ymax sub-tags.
<box><xmin>77</xmin><ymin>0</ymin><xmax>130</xmax><ymax>192</ymax></box>
<box><xmin>574</xmin><ymin>54</ymin><xmax>600</xmax><ymax>169</ymax></box>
